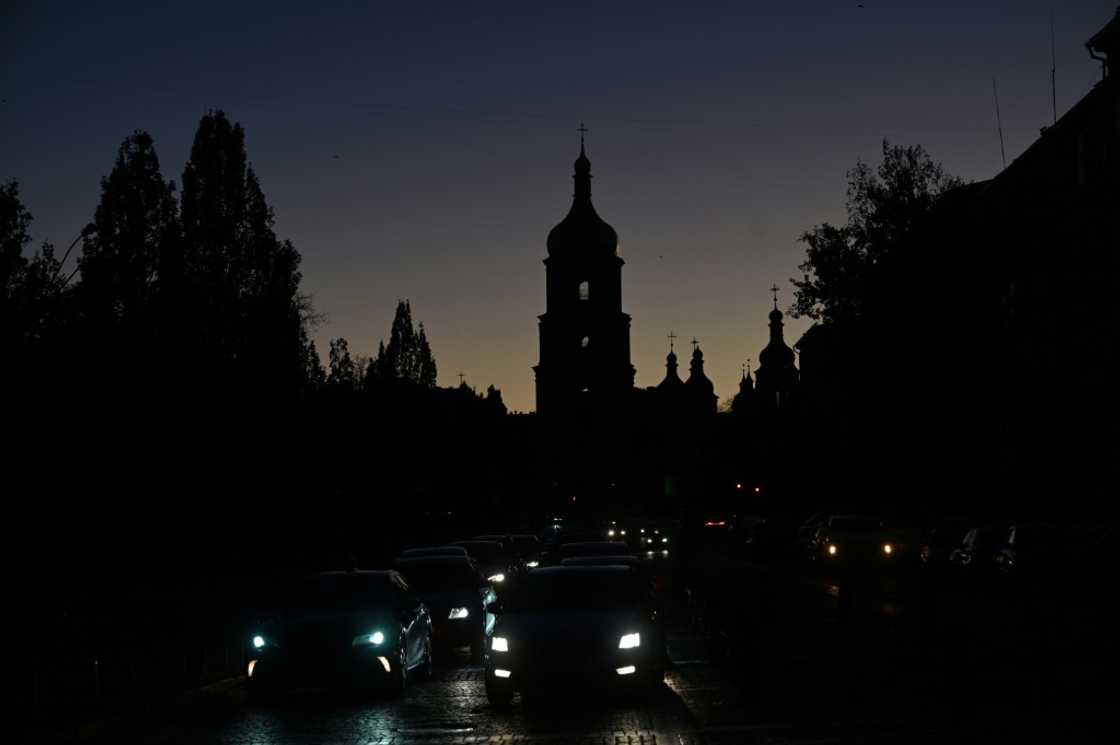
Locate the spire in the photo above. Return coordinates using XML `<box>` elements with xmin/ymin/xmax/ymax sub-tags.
<box><xmin>658</xmin><ymin>331</ymin><xmax>684</xmax><ymax>390</ymax></box>
<box><xmin>689</xmin><ymin>343</ymin><xmax>705</xmax><ymax>377</ymax></box>
<box><xmin>574</xmin><ymin>123</ymin><xmax>591</xmax><ymax>202</ymax></box>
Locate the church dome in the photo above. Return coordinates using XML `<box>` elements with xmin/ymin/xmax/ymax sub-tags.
<box><xmin>759</xmin><ymin>338</ymin><xmax>795</xmax><ymax>368</ymax></box>
<box><xmin>547</xmin><ymin>145</ymin><xmax>619</xmax><ymax>258</ymax></box>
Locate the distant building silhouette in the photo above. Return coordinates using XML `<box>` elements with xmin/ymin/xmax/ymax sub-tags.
<box><xmin>731</xmin><ymin>361</ymin><xmax>754</xmax><ymax>416</ymax></box>
<box><xmin>533</xmin><ymin>136</ymin><xmax>635</xmax><ymax>421</ymax></box>
<box><xmin>684</xmin><ymin>341</ymin><xmax>718</xmax><ymax>415</ymax></box>
<box><xmin>754</xmin><ymin>292</ymin><xmax>799</xmax><ymax>411</ymax></box>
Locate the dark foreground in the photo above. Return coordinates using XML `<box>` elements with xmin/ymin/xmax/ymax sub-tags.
<box><xmin>27</xmin><ymin>551</ymin><xmax>1115</xmax><ymax>745</ymax></box>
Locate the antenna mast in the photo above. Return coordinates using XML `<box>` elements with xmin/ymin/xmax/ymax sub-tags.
<box><xmin>993</xmin><ymin>78</ymin><xmax>1007</xmax><ymax>170</ymax></box>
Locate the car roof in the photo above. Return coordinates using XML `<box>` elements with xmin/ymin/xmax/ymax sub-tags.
<box><xmin>401</xmin><ymin>546</ymin><xmax>469</xmax><ymax>557</ymax></box>
<box><xmin>561</xmin><ymin>541</ymin><xmax>630</xmax><ymax>551</ymax></box>
<box><xmin>529</xmin><ymin>565</ymin><xmax>634</xmax><ymax>578</ymax></box>
<box><xmin>396</xmin><ymin>555</ymin><xmax>476</xmax><ymax>567</ymax></box>
<box><xmin>561</xmin><ymin>555</ymin><xmax>640</xmax><ymax>567</ymax></box>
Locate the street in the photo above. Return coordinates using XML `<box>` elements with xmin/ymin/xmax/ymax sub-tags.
<box><xmin>43</xmin><ymin>553</ymin><xmax>1114</xmax><ymax>745</ymax></box>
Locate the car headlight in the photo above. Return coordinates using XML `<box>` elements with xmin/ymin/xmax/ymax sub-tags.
<box><xmin>619</xmin><ymin>632</ymin><xmax>641</xmax><ymax>650</ymax></box>
<box><xmin>525</xmin><ymin>560</ymin><xmax>539</xmax><ymax>568</ymax></box>
<box><xmin>492</xmin><ymin>636</ymin><xmax>509</xmax><ymax>652</ymax></box>
<box><xmin>608</xmin><ymin>529</ymin><xmax>616</xmax><ymax>537</ymax></box>
<box><xmin>487</xmin><ymin>573</ymin><xmax>506</xmax><ymax>583</ymax></box>
<box><xmin>252</xmin><ymin>634</ymin><xmax>267</xmax><ymax>649</ymax></box>
<box><xmin>351</xmin><ymin>630</ymin><xmax>386</xmax><ymax>647</ymax></box>
<box><xmin>448</xmin><ymin>607</ymin><xmax>470</xmax><ymax>619</ymax></box>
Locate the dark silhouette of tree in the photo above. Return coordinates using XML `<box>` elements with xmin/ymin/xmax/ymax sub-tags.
<box><xmin>179</xmin><ymin>111</ymin><xmax>316</xmax><ymax>396</ymax></box>
<box><xmin>1</xmin><ymin>180</ymin><xmax>65</xmax><ymax>357</ymax></box>
<box><xmin>791</xmin><ymin>140</ymin><xmax>963</xmax><ymax>323</ymax></box>
<box><xmin>369</xmin><ymin>300</ymin><xmax>437</xmax><ymax>388</ymax></box>
<box><xmin>327</xmin><ymin>337</ymin><xmax>358</xmax><ymax>391</ymax></box>
<box><xmin>416</xmin><ymin>322</ymin><xmax>437</xmax><ymax>388</ymax></box>
<box><xmin>77</xmin><ymin>132</ymin><xmax>180</xmax><ymax>367</ymax></box>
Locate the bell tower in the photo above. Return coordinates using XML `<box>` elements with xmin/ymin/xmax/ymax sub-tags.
<box><xmin>533</xmin><ymin>129</ymin><xmax>635</xmax><ymax>419</ymax></box>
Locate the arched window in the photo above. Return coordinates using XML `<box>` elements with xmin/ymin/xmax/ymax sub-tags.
<box><xmin>581</xmin><ymin>336</ymin><xmax>590</xmax><ymax>349</ymax></box>
<box><xmin>578</xmin><ymin>281</ymin><xmax>589</xmax><ymax>301</ymax></box>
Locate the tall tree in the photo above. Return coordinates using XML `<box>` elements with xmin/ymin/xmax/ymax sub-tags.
<box><xmin>1</xmin><ymin>180</ymin><xmax>65</xmax><ymax>357</ymax></box>
<box><xmin>369</xmin><ymin>300</ymin><xmax>438</xmax><ymax>388</ymax></box>
<box><xmin>179</xmin><ymin>110</ymin><xmax>316</xmax><ymax>395</ymax></box>
<box><xmin>327</xmin><ymin>337</ymin><xmax>357</xmax><ymax>390</ymax></box>
<box><xmin>77</xmin><ymin>132</ymin><xmax>180</xmax><ymax>349</ymax></box>
<box><xmin>791</xmin><ymin>140</ymin><xmax>963</xmax><ymax>323</ymax></box>
<box><xmin>416</xmin><ymin>322</ymin><xmax>437</xmax><ymax>389</ymax></box>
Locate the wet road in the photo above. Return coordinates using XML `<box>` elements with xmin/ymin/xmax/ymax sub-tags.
<box><xmin>47</xmin><ymin>558</ymin><xmax>1114</xmax><ymax>745</ymax></box>
<box><xmin>74</xmin><ymin>627</ymin><xmax>876</xmax><ymax>745</ymax></box>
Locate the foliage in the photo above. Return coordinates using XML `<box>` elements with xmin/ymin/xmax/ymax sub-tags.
<box><xmin>1</xmin><ymin>180</ymin><xmax>66</xmax><ymax>353</ymax></box>
<box><xmin>78</xmin><ymin>132</ymin><xmax>180</xmax><ymax>343</ymax></box>
<box><xmin>369</xmin><ymin>300</ymin><xmax>437</xmax><ymax>388</ymax></box>
<box><xmin>791</xmin><ymin>140</ymin><xmax>963</xmax><ymax>323</ymax></box>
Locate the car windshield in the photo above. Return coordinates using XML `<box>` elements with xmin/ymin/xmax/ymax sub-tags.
<box><xmin>291</xmin><ymin>575</ymin><xmax>397</xmax><ymax>612</ymax></box>
<box><xmin>456</xmin><ymin>542</ymin><xmax>504</xmax><ymax>562</ymax></box>
<box><xmin>517</xmin><ymin>572</ymin><xmax>638</xmax><ymax>612</ymax></box>
<box><xmin>398</xmin><ymin>562</ymin><xmax>478</xmax><ymax>592</ymax></box>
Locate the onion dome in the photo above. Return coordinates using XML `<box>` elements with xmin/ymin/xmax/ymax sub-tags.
<box><xmin>546</xmin><ymin>142</ymin><xmax>619</xmax><ymax>258</ymax></box>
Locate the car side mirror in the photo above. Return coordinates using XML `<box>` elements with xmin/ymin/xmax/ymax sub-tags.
<box><xmin>485</xmin><ymin>600</ymin><xmax>502</xmax><ymax>615</ymax></box>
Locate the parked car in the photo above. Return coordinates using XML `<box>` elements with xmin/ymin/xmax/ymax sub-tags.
<box><xmin>483</xmin><ymin>566</ymin><xmax>667</xmax><ymax>706</ymax></box>
<box><xmin>395</xmin><ymin>556</ymin><xmax>497</xmax><ymax>658</ymax></box>
<box><xmin>247</xmin><ymin>570</ymin><xmax>432</xmax><ymax>696</ymax></box>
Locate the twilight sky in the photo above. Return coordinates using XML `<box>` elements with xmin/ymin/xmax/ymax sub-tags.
<box><xmin>2</xmin><ymin>1</ymin><xmax>1113</xmax><ymax>411</ymax></box>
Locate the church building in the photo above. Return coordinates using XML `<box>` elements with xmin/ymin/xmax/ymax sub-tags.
<box><xmin>533</xmin><ymin>134</ymin><xmax>635</xmax><ymax>422</ymax></box>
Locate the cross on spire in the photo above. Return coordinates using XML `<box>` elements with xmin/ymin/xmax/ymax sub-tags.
<box><xmin>667</xmin><ymin>330</ymin><xmax>676</xmax><ymax>353</ymax></box>
<box><xmin>691</xmin><ymin>337</ymin><xmax>700</xmax><ymax>352</ymax></box>
<box><xmin>577</xmin><ymin>122</ymin><xmax>588</xmax><ymax>149</ymax></box>
<box><xmin>457</xmin><ymin>372</ymin><xmax>465</xmax><ymax>385</ymax></box>
<box><xmin>769</xmin><ymin>283</ymin><xmax>780</xmax><ymax>309</ymax></box>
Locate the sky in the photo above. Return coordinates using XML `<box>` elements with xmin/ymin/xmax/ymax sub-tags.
<box><xmin>2</xmin><ymin>1</ymin><xmax>1114</xmax><ymax>412</ymax></box>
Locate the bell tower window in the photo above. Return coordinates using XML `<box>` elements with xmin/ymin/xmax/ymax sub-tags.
<box><xmin>579</xmin><ymin>281</ymin><xmax>589</xmax><ymax>301</ymax></box>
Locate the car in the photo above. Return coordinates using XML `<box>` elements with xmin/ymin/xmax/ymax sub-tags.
<box><xmin>948</xmin><ymin>523</ymin><xmax>1011</xmax><ymax>576</ymax></box>
<box><xmin>247</xmin><ymin>570</ymin><xmax>432</xmax><ymax>696</ymax></box>
<box><xmin>558</xmin><ymin>541</ymin><xmax>632</xmax><ymax>559</ymax></box>
<box><xmin>451</xmin><ymin>540</ymin><xmax>513</xmax><ymax>586</ymax></box>
<box><xmin>483</xmin><ymin>566</ymin><xmax>667</xmax><ymax>706</ymax></box>
<box><xmin>815</xmin><ymin>515</ymin><xmax>899</xmax><ymax>564</ymax></box>
<box><xmin>400</xmin><ymin>546</ymin><xmax>470</xmax><ymax>559</ymax></box>
<box><xmin>509</xmin><ymin>534</ymin><xmax>543</xmax><ymax>567</ymax></box>
<box><xmin>635</xmin><ymin>525</ymin><xmax>673</xmax><ymax>553</ymax></box>
<box><xmin>993</xmin><ymin>522</ymin><xmax>1059</xmax><ymax>581</ymax></box>
<box><xmin>395</xmin><ymin>556</ymin><xmax>497</xmax><ymax>658</ymax></box>
<box><xmin>919</xmin><ymin>517</ymin><xmax>973</xmax><ymax>568</ymax></box>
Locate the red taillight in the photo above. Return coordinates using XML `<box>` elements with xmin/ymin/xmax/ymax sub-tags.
<box><xmin>704</xmin><ymin>520</ymin><xmax>727</xmax><ymax>527</ymax></box>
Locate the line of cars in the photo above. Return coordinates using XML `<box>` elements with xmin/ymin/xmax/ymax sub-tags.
<box><xmin>244</xmin><ymin>531</ymin><xmax>667</xmax><ymax>706</ymax></box>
